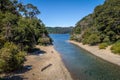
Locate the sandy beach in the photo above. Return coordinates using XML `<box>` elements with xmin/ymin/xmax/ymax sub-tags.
<box><xmin>20</xmin><ymin>45</ymin><xmax>73</xmax><ymax>80</ymax></box>
<box><xmin>0</xmin><ymin>45</ymin><xmax>73</xmax><ymax>80</ymax></box>
<box><xmin>69</xmin><ymin>40</ymin><xmax>120</xmax><ymax>66</ymax></box>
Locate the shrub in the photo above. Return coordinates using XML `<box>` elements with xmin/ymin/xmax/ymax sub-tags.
<box><xmin>111</xmin><ymin>41</ymin><xmax>120</xmax><ymax>54</ymax></box>
<box><xmin>82</xmin><ymin>38</ymin><xmax>89</xmax><ymax>45</ymax></box>
<box><xmin>87</xmin><ymin>34</ymin><xmax>100</xmax><ymax>45</ymax></box>
<box><xmin>0</xmin><ymin>42</ymin><xmax>25</xmax><ymax>72</ymax></box>
<box><xmin>74</xmin><ymin>27</ymin><xmax>81</xmax><ymax>34</ymax></box>
<box><xmin>38</xmin><ymin>37</ymin><xmax>52</xmax><ymax>45</ymax></box>
<box><xmin>103</xmin><ymin>36</ymin><xmax>110</xmax><ymax>43</ymax></box>
<box><xmin>99</xmin><ymin>43</ymin><xmax>108</xmax><ymax>49</ymax></box>
<box><xmin>0</xmin><ymin>36</ymin><xmax>6</xmax><ymax>49</ymax></box>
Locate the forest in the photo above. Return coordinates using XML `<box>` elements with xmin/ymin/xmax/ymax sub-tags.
<box><xmin>71</xmin><ymin>0</ymin><xmax>120</xmax><ymax>54</ymax></box>
<box><xmin>0</xmin><ymin>0</ymin><xmax>52</xmax><ymax>73</ymax></box>
<box><xmin>47</xmin><ymin>27</ymin><xmax>73</xmax><ymax>34</ymax></box>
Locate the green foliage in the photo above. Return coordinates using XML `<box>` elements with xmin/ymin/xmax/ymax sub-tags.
<box><xmin>75</xmin><ymin>14</ymin><xmax>93</xmax><ymax>31</ymax></box>
<box><xmin>71</xmin><ymin>14</ymin><xmax>93</xmax><ymax>42</ymax></box>
<box><xmin>12</xmin><ymin>17</ymin><xmax>51</xmax><ymax>50</ymax></box>
<box><xmin>0</xmin><ymin>36</ymin><xmax>6</xmax><ymax>49</ymax></box>
<box><xmin>0</xmin><ymin>0</ymin><xmax>52</xmax><ymax>73</ymax></box>
<box><xmin>47</xmin><ymin>27</ymin><xmax>73</xmax><ymax>34</ymax></box>
<box><xmin>87</xmin><ymin>34</ymin><xmax>100</xmax><ymax>45</ymax></box>
<box><xmin>73</xmin><ymin>27</ymin><xmax>81</xmax><ymax>34</ymax></box>
<box><xmin>38</xmin><ymin>37</ymin><xmax>52</xmax><ymax>45</ymax></box>
<box><xmin>70</xmin><ymin>34</ymin><xmax>81</xmax><ymax>42</ymax></box>
<box><xmin>102</xmin><ymin>36</ymin><xmax>110</xmax><ymax>43</ymax></box>
<box><xmin>111</xmin><ymin>41</ymin><xmax>120</xmax><ymax>54</ymax></box>
<box><xmin>99</xmin><ymin>43</ymin><xmax>108</xmax><ymax>49</ymax></box>
<box><xmin>71</xmin><ymin>0</ymin><xmax>120</xmax><ymax>49</ymax></box>
<box><xmin>0</xmin><ymin>42</ymin><xmax>25</xmax><ymax>72</ymax></box>
<box><xmin>0</xmin><ymin>0</ymin><xmax>52</xmax><ymax>50</ymax></box>
<box><xmin>81</xmin><ymin>28</ymin><xmax>92</xmax><ymax>44</ymax></box>
<box><xmin>81</xmin><ymin>28</ymin><xmax>97</xmax><ymax>44</ymax></box>
<box><xmin>82</xmin><ymin>39</ymin><xmax>88</xmax><ymax>45</ymax></box>
<box><xmin>93</xmin><ymin>0</ymin><xmax>120</xmax><ymax>43</ymax></box>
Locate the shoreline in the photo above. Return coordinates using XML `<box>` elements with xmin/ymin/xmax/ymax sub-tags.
<box><xmin>23</xmin><ymin>45</ymin><xmax>73</xmax><ymax>80</ymax></box>
<box><xmin>0</xmin><ymin>45</ymin><xmax>73</xmax><ymax>80</ymax></box>
<box><xmin>69</xmin><ymin>40</ymin><xmax>120</xmax><ymax>66</ymax></box>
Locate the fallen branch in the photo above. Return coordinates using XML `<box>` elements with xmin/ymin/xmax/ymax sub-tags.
<box><xmin>41</xmin><ymin>64</ymin><xmax>52</xmax><ymax>71</ymax></box>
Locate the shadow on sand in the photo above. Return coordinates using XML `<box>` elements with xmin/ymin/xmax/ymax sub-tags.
<box><xmin>28</xmin><ymin>48</ymin><xmax>46</xmax><ymax>55</ymax></box>
<box><xmin>1</xmin><ymin>65</ymin><xmax>33</xmax><ymax>80</ymax></box>
<box><xmin>1</xmin><ymin>48</ymin><xmax>46</xmax><ymax>80</ymax></box>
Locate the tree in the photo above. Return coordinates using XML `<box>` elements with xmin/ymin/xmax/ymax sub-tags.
<box><xmin>0</xmin><ymin>0</ymin><xmax>52</xmax><ymax>73</ymax></box>
<box><xmin>0</xmin><ymin>42</ymin><xmax>25</xmax><ymax>72</ymax></box>
<box><xmin>93</xmin><ymin>0</ymin><xmax>120</xmax><ymax>43</ymax></box>
<box><xmin>2</xmin><ymin>12</ymin><xmax>18</xmax><ymax>41</ymax></box>
<box><xmin>71</xmin><ymin>0</ymin><xmax>120</xmax><ymax>46</ymax></box>
<box><xmin>87</xmin><ymin>34</ymin><xmax>100</xmax><ymax>45</ymax></box>
<box><xmin>73</xmin><ymin>27</ymin><xmax>81</xmax><ymax>34</ymax></box>
<box><xmin>24</xmin><ymin>4</ymin><xmax>40</xmax><ymax>18</ymax></box>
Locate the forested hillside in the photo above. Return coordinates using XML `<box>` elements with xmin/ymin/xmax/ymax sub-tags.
<box><xmin>71</xmin><ymin>0</ymin><xmax>120</xmax><ymax>53</ymax></box>
<box><xmin>47</xmin><ymin>27</ymin><xmax>73</xmax><ymax>34</ymax></box>
<box><xmin>0</xmin><ymin>0</ymin><xmax>52</xmax><ymax>73</ymax></box>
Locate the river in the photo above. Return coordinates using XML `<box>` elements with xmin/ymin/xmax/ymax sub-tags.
<box><xmin>50</xmin><ymin>34</ymin><xmax>120</xmax><ymax>80</ymax></box>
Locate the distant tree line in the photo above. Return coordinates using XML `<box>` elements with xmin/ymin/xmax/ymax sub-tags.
<box><xmin>0</xmin><ymin>0</ymin><xmax>52</xmax><ymax>73</ymax></box>
<box><xmin>71</xmin><ymin>0</ymin><xmax>120</xmax><ymax>54</ymax></box>
<box><xmin>47</xmin><ymin>27</ymin><xmax>73</xmax><ymax>34</ymax></box>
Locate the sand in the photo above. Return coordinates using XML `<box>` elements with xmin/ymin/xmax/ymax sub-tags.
<box><xmin>69</xmin><ymin>40</ymin><xmax>120</xmax><ymax>66</ymax></box>
<box><xmin>0</xmin><ymin>45</ymin><xmax>73</xmax><ymax>80</ymax></box>
<box><xmin>21</xmin><ymin>45</ymin><xmax>73</xmax><ymax>80</ymax></box>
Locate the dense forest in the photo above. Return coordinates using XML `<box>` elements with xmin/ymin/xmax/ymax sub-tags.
<box><xmin>71</xmin><ymin>0</ymin><xmax>120</xmax><ymax>54</ymax></box>
<box><xmin>0</xmin><ymin>0</ymin><xmax>52</xmax><ymax>73</ymax></box>
<box><xmin>47</xmin><ymin>27</ymin><xmax>73</xmax><ymax>34</ymax></box>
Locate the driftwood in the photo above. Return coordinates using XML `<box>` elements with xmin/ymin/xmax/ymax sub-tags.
<box><xmin>41</xmin><ymin>64</ymin><xmax>52</xmax><ymax>71</ymax></box>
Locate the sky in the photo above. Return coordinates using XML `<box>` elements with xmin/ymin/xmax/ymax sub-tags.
<box><xmin>23</xmin><ymin>0</ymin><xmax>105</xmax><ymax>27</ymax></box>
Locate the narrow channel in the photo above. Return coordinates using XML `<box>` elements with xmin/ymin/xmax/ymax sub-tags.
<box><xmin>50</xmin><ymin>34</ymin><xmax>120</xmax><ymax>80</ymax></box>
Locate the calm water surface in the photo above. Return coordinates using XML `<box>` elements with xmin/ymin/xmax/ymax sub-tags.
<box><xmin>50</xmin><ymin>34</ymin><xmax>120</xmax><ymax>80</ymax></box>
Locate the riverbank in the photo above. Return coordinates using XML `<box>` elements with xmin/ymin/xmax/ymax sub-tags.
<box><xmin>69</xmin><ymin>40</ymin><xmax>120</xmax><ymax>66</ymax></box>
<box><xmin>24</xmin><ymin>45</ymin><xmax>73</xmax><ymax>80</ymax></box>
<box><xmin>0</xmin><ymin>45</ymin><xmax>72</xmax><ymax>80</ymax></box>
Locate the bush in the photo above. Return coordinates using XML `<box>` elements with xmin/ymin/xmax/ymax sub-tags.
<box><xmin>103</xmin><ymin>36</ymin><xmax>110</xmax><ymax>43</ymax></box>
<box><xmin>87</xmin><ymin>34</ymin><xmax>100</xmax><ymax>45</ymax></box>
<box><xmin>82</xmin><ymin>38</ymin><xmax>89</xmax><ymax>45</ymax></box>
<box><xmin>111</xmin><ymin>41</ymin><xmax>120</xmax><ymax>54</ymax></box>
<box><xmin>73</xmin><ymin>27</ymin><xmax>81</xmax><ymax>34</ymax></box>
<box><xmin>0</xmin><ymin>42</ymin><xmax>25</xmax><ymax>72</ymax></box>
<box><xmin>38</xmin><ymin>37</ymin><xmax>52</xmax><ymax>45</ymax></box>
<box><xmin>99</xmin><ymin>43</ymin><xmax>108</xmax><ymax>49</ymax></box>
<box><xmin>0</xmin><ymin>36</ymin><xmax>6</xmax><ymax>49</ymax></box>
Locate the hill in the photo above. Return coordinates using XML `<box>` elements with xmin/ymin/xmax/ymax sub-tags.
<box><xmin>47</xmin><ymin>27</ymin><xmax>73</xmax><ymax>34</ymax></box>
<box><xmin>71</xmin><ymin>0</ymin><xmax>120</xmax><ymax>54</ymax></box>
